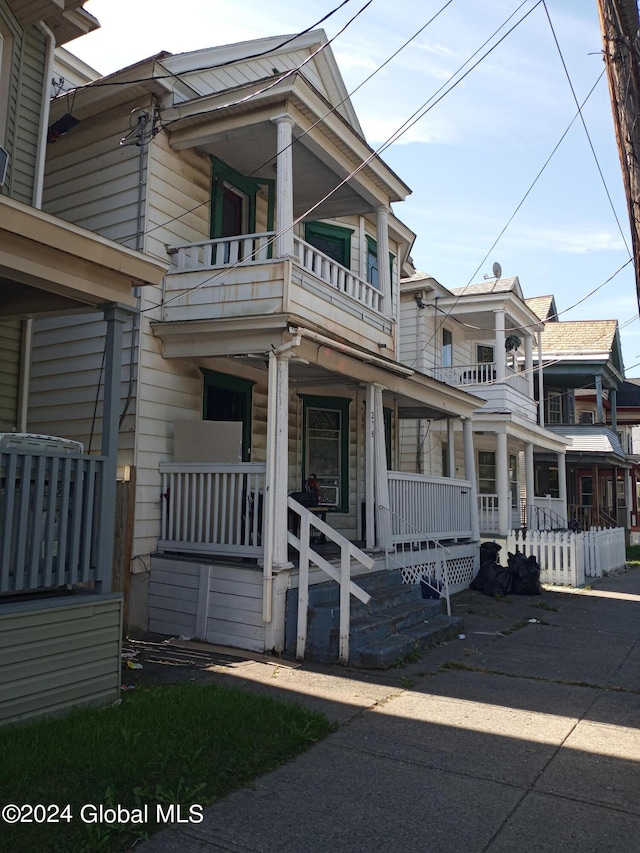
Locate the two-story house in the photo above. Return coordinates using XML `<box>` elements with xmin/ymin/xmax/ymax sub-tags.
<box><xmin>400</xmin><ymin>271</ymin><xmax>570</xmax><ymax>539</ymax></box>
<box><xmin>526</xmin><ymin>297</ymin><xmax>629</xmax><ymax>531</ymax></box>
<box><xmin>0</xmin><ymin>1</ymin><xmax>166</xmax><ymax>724</ymax></box>
<box><xmin>31</xmin><ymin>31</ymin><xmax>485</xmax><ymax>665</ymax></box>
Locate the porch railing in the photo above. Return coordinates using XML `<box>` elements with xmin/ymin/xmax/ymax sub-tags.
<box><xmin>0</xmin><ymin>448</ymin><xmax>104</xmax><ymax>593</ymax></box>
<box><xmin>478</xmin><ymin>494</ymin><xmax>499</xmax><ymax>533</ymax></box>
<box><xmin>568</xmin><ymin>504</ymin><xmax>619</xmax><ymax>531</ymax></box>
<box><xmin>158</xmin><ymin>462</ymin><xmax>267</xmax><ymax>558</ymax></box>
<box><xmin>387</xmin><ymin>472</ymin><xmax>473</xmax><ymax>542</ymax></box>
<box><xmin>288</xmin><ymin>497</ymin><xmax>374</xmax><ymax>665</ymax></box>
<box><xmin>428</xmin><ymin>363</ymin><xmax>529</xmax><ymax>396</ymax></box>
<box><xmin>293</xmin><ymin>237</ymin><xmax>383</xmax><ymax>313</ymax></box>
<box><xmin>168</xmin><ymin>233</ymin><xmax>275</xmax><ymax>271</ymax></box>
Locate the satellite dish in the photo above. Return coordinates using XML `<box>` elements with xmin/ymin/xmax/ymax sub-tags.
<box><xmin>492</xmin><ymin>262</ymin><xmax>502</xmax><ymax>279</ymax></box>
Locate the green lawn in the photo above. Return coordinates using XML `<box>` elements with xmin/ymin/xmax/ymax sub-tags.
<box><xmin>0</xmin><ymin>683</ymin><xmax>332</xmax><ymax>853</ymax></box>
<box><xmin>626</xmin><ymin>544</ymin><xmax>640</xmax><ymax>565</ymax></box>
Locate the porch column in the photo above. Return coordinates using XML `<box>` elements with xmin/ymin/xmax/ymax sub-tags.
<box><xmin>447</xmin><ymin>418</ymin><xmax>456</xmax><ymax>478</ymax></box>
<box><xmin>267</xmin><ymin>351</ymin><xmax>292</xmax><ymax>570</ymax></box>
<box><xmin>462</xmin><ymin>417</ymin><xmax>479</xmax><ymax>540</ymax></box>
<box><xmin>95</xmin><ymin>304</ymin><xmax>129</xmax><ymax>593</ymax></box>
<box><xmin>365</xmin><ymin>384</ymin><xmax>376</xmax><ymax>549</ymax></box>
<box><xmin>376</xmin><ymin>205</ymin><xmax>391</xmax><ymax>314</ymax></box>
<box><xmin>494</xmin><ymin>309</ymin><xmax>506</xmax><ymax>381</ymax></box>
<box><xmin>524</xmin><ymin>334</ymin><xmax>534</xmax><ymax>398</ymax></box>
<box><xmin>272</xmin><ymin>114</ymin><xmax>295</xmax><ymax>257</ymax></box>
<box><xmin>625</xmin><ymin>467</ymin><xmax>632</xmax><ymax>529</ymax></box>
<box><xmin>537</xmin><ymin>330</ymin><xmax>544</xmax><ymax>427</ymax></box>
<box><xmin>373</xmin><ymin>384</ymin><xmax>392</xmax><ymax>550</ymax></box>
<box><xmin>610</xmin><ymin>387</ymin><xmax>618</xmax><ymax>432</ymax></box>
<box><xmin>558</xmin><ymin>452</ymin><xmax>568</xmax><ymax>524</ymax></box>
<box><xmin>496</xmin><ymin>431</ymin><xmax>510</xmax><ymax>535</ymax></box>
<box><xmin>595</xmin><ymin>375</ymin><xmax>604</xmax><ymax>424</ymax></box>
<box><xmin>525</xmin><ymin>442</ymin><xmax>535</xmax><ymax>530</ymax></box>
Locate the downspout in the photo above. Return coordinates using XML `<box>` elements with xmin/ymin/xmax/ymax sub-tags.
<box><xmin>262</xmin><ymin>334</ymin><xmax>302</xmax><ymax>624</ymax></box>
<box><xmin>19</xmin><ymin>23</ymin><xmax>56</xmax><ymax>431</ymax></box>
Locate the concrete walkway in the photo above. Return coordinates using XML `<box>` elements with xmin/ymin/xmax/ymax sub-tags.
<box><xmin>138</xmin><ymin>568</ymin><xmax>640</xmax><ymax>853</ymax></box>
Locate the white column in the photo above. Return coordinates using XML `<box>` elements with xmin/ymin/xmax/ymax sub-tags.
<box><xmin>447</xmin><ymin>418</ymin><xmax>456</xmax><ymax>478</ymax></box>
<box><xmin>462</xmin><ymin>418</ymin><xmax>479</xmax><ymax>540</ymax></box>
<box><xmin>494</xmin><ymin>309</ymin><xmax>506</xmax><ymax>381</ymax></box>
<box><xmin>537</xmin><ymin>330</ymin><xmax>545</xmax><ymax>427</ymax></box>
<box><xmin>525</xmin><ymin>443</ymin><xmax>535</xmax><ymax>530</ymax></box>
<box><xmin>558</xmin><ymin>451</ymin><xmax>567</xmax><ymax>525</ymax></box>
<box><xmin>376</xmin><ymin>205</ymin><xmax>391</xmax><ymax>314</ymax></box>
<box><xmin>365</xmin><ymin>384</ymin><xmax>376</xmax><ymax>549</ymax></box>
<box><xmin>272</xmin><ymin>114</ymin><xmax>295</xmax><ymax>257</ymax></box>
<box><xmin>496</xmin><ymin>431</ymin><xmax>509</xmax><ymax>535</ymax></box>
<box><xmin>524</xmin><ymin>334</ymin><xmax>534</xmax><ymax>398</ymax></box>
<box><xmin>373</xmin><ymin>385</ymin><xmax>392</xmax><ymax>550</ymax></box>
<box><xmin>271</xmin><ymin>353</ymin><xmax>292</xmax><ymax>569</ymax></box>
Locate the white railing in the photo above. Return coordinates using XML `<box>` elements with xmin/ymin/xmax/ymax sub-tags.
<box><xmin>387</xmin><ymin>472</ymin><xmax>473</xmax><ymax>542</ymax></box>
<box><xmin>504</xmin><ymin>367</ymin><xmax>529</xmax><ymax>396</ymax></box>
<box><xmin>293</xmin><ymin>237</ymin><xmax>383</xmax><ymax>313</ymax></box>
<box><xmin>288</xmin><ymin>496</ymin><xmax>374</xmax><ymax>665</ymax></box>
<box><xmin>478</xmin><ymin>494</ymin><xmax>499</xmax><ymax>533</ymax></box>
<box><xmin>159</xmin><ymin>462</ymin><xmax>267</xmax><ymax>558</ymax></box>
<box><xmin>507</xmin><ymin>526</ymin><xmax>626</xmax><ymax>587</ymax></box>
<box><xmin>0</xmin><ymin>448</ymin><xmax>104</xmax><ymax>593</ymax></box>
<box><xmin>428</xmin><ymin>363</ymin><xmax>529</xmax><ymax>396</ymax></box>
<box><xmin>168</xmin><ymin>233</ymin><xmax>275</xmax><ymax>271</ymax></box>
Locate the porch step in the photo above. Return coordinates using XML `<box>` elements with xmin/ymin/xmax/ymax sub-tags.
<box><xmin>285</xmin><ymin>568</ymin><xmax>463</xmax><ymax>668</ymax></box>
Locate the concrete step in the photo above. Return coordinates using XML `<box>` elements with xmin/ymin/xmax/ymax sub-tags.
<box><xmin>350</xmin><ymin>615</ymin><xmax>463</xmax><ymax>669</ymax></box>
<box><xmin>305</xmin><ymin>569</ymin><xmax>403</xmax><ymax>608</ymax></box>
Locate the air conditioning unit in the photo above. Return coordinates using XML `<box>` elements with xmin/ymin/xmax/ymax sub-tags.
<box><xmin>0</xmin><ymin>433</ymin><xmax>84</xmax><ymax>454</ymax></box>
<box><xmin>318</xmin><ymin>485</ymin><xmax>339</xmax><ymax>507</ymax></box>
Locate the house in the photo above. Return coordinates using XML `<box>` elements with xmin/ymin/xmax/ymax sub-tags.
<box><xmin>605</xmin><ymin>378</ymin><xmax>640</xmax><ymax>541</ymax></box>
<box><xmin>399</xmin><ymin>271</ymin><xmax>570</xmax><ymax>539</ymax></box>
<box><xmin>526</xmin><ymin>298</ymin><xmax>630</xmax><ymax>531</ymax></box>
<box><xmin>30</xmin><ymin>31</ymin><xmax>486</xmax><ymax>665</ymax></box>
<box><xmin>0</xmin><ymin>1</ymin><xmax>166</xmax><ymax>724</ymax></box>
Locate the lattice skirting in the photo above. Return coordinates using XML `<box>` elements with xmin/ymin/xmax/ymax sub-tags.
<box><xmin>393</xmin><ymin>543</ymin><xmax>478</xmax><ymax>595</ymax></box>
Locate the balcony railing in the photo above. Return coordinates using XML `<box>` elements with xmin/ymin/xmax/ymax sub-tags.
<box><xmin>429</xmin><ymin>363</ymin><xmax>529</xmax><ymax>396</ymax></box>
<box><xmin>387</xmin><ymin>472</ymin><xmax>473</xmax><ymax>543</ymax></box>
<box><xmin>0</xmin><ymin>448</ymin><xmax>104</xmax><ymax>594</ymax></box>
<box><xmin>166</xmin><ymin>233</ymin><xmax>384</xmax><ymax>316</ymax></box>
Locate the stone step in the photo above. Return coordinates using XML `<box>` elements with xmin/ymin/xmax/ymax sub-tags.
<box><xmin>349</xmin><ymin>615</ymin><xmax>463</xmax><ymax>669</ymax></box>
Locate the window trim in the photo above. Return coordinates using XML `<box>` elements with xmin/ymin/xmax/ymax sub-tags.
<box><xmin>304</xmin><ymin>221</ymin><xmax>353</xmax><ymax>268</ymax></box>
<box><xmin>210</xmin><ymin>155</ymin><xmax>274</xmax><ymax>239</ymax></box>
<box><xmin>201</xmin><ymin>369</ymin><xmax>254</xmax><ymax>461</ymax></box>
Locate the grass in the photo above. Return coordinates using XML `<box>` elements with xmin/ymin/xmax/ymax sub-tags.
<box><xmin>626</xmin><ymin>545</ymin><xmax>640</xmax><ymax>566</ymax></box>
<box><xmin>0</xmin><ymin>683</ymin><xmax>332</xmax><ymax>853</ymax></box>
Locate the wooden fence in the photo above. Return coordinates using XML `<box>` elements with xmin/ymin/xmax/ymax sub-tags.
<box><xmin>506</xmin><ymin>527</ymin><xmax>626</xmax><ymax>588</ymax></box>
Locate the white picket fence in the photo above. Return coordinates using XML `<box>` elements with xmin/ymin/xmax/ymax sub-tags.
<box><xmin>506</xmin><ymin>527</ymin><xmax>626</xmax><ymax>588</ymax></box>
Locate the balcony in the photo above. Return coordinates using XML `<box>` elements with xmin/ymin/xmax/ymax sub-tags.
<box><xmin>162</xmin><ymin>233</ymin><xmax>393</xmax><ymax>355</ymax></box>
<box><xmin>428</xmin><ymin>362</ymin><xmax>536</xmax><ymax>419</ymax></box>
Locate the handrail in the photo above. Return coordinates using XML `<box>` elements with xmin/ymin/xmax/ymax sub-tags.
<box><xmin>378</xmin><ymin>503</ymin><xmax>451</xmax><ymax>616</ymax></box>
<box><xmin>287</xmin><ymin>496</ymin><xmax>374</xmax><ymax>665</ymax></box>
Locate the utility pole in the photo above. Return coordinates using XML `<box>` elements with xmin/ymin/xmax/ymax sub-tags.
<box><xmin>596</xmin><ymin>0</ymin><xmax>640</xmax><ymax>309</ymax></box>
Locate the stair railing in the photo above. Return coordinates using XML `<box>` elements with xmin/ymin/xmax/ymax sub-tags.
<box><xmin>379</xmin><ymin>504</ymin><xmax>452</xmax><ymax>616</ymax></box>
<box><xmin>287</xmin><ymin>496</ymin><xmax>374</xmax><ymax>664</ymax></box>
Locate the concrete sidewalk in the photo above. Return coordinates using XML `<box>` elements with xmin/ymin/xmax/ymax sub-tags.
<box><xmin>138</xmin><ymin>568</ymin><xmax>640</xmax><ymax>853</ymax></box>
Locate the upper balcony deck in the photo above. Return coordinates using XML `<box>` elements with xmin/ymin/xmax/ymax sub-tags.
<box><xmin>427</xmin><ymin>362</ymin><xmax>537</xmax><ymax>420</ymax></box>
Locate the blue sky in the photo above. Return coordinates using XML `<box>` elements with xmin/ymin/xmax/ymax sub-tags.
<box><xmin>71</xmin><ymin>0</ymin><xmax>640</xmax><ymax>375</ymax></box>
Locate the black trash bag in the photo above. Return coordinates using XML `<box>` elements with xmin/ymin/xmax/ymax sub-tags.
<box><xmin>507</xmin><ymin>551</ymin><xmax>542</xmax><ymax>596</ymax></box>
<box><xmin>470</xmin><ymin>560</ymin><xmax>500</xmax><ymax>591</ymax></box>
<box><xmin>480</xmin><ymin>562</ymin><xmax>513</xmax><ymax>598</ymax></box>
<box><xmin>480</xmin><ymin>541</ymin><xmax>502</xmax><ymax>564</ymax></box>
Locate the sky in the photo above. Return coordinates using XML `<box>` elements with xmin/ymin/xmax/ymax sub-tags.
<box><xmin>68</xmin><ymin>0</ymin><xmax>640</xmax><ymax>376</ymax></box>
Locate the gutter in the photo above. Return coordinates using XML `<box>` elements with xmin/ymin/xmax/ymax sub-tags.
<box><xmin>291</xmin><ymin>326</ymin><xmax>414</xmax><ymax>377</ymax></box>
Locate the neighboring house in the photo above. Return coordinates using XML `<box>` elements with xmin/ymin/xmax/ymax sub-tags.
<box><xmin>526</xmin><ymin>299</ymin><xmax>630</xmax><ymax>531</ymax></box>
<box><xmin>0</xmin><ymin>0</ymin><xmax>166</xmax><ymax>724</ymax></box>
<box><xmin>607</xmin><ymin>378</ymin><xmax>640</xmax><ymax>542</ymax></box>
<box><xmin>32</xmin><ymin>31</ymin><xmax>485</xmax><ymax>664</ymax></box>
<box><xmin>399</xmin><ymin>271</ymin><xmax>569</xmax><ymax>539</ymax></box>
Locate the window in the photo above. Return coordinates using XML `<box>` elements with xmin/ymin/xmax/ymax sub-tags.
<box><xmin>580</xmin><ymin>475</ymin><xmax>593</xmax><ymax>506</ymax></box>
<box><xmin>365</xmin><ymin>235</ymin><xmax>395</xmax><ymax>291</ymax></box>
<box><xmin>201</xmin><ymin>369</ymin><xmax>254</xmax><ymax>461</ymax></box>
<box><xmin>509</xmin><ymin>453</ymin><xmax>518</xmax><ymax>509</ymax></box>
<box><xmin>210</xmin><ymin>156</ymin><xmax>273</xmax><ymax>240</ymax></box>
<box><xmin>442</xmin><ymin>328</ymin><xmax>452</xmax><ymax>368</ymax></box>
<box><xmin>476</xmin><ymin>345</ymin><xmax>494</xmax><ymax>364</ymax></box>
<box><xmin>546</xmin><ymin>391</ymin><xmax>562</xmax><ymax>424</ymax></box>
<box><xmin>301</xmin><ymin>395</ymin><xmax>350</xmax><ymax>512</ymax></box>
<box><xmin>534</xmin><ymin>463</ymin><xmax>559</xmax><ymax>498</ymax></box>
<box><xmin>478</xmin><ymin>450</ymin><xmax>496</xmax><ymax>494</ymax></box>
<box><xmin>579</xmin><ymin>410</ymin><xmax>594</xmax><ymax>425</ymax></box>
<box><xmin>304</xmin><ymin>222</ymin><xmax>352</xmax><ymax>267</ymax></box>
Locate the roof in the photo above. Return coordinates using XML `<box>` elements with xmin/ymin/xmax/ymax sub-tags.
<box><xmin>450</xmin><ymin>276</ymin><xmax>521</xmax><ymax>297</ymax></box>
<box><xmin>616</xmin><ymin>379</ymin><xmax>640</xmax><ymax>407</ymax></box>
<box><xmin>526</xmin><ymin>295</ymin><xmax>558</xmax><ymax>322</ymax></box>
<box><xmin>547</xmin><ymin>426</ymin><xmax>627</xmax><ymax>461</ymax></box>
<box><xmin>540</xmin><ymin>320</ymin><xmax>618</xmax><ymax>356</ymax></box>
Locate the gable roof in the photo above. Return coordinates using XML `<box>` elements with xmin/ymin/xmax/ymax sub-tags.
<box><xmin>540</xmin><ymin>320</ymin><xmax>618</xmax><ymax>356</ymax></box>
<box><xmin>450</xmin><ymin>276</ymin><xmax>522</xmax><ymax>298</ymax></box>
<box><xmin>526</xmin><ymin>295</ymin><xmax>558</xmax><ymax>322</ymax></box>
<box><xmin>616</xmin><ymin>378</ymin><xmax>640</xmax><ymax>408</ymax></box>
